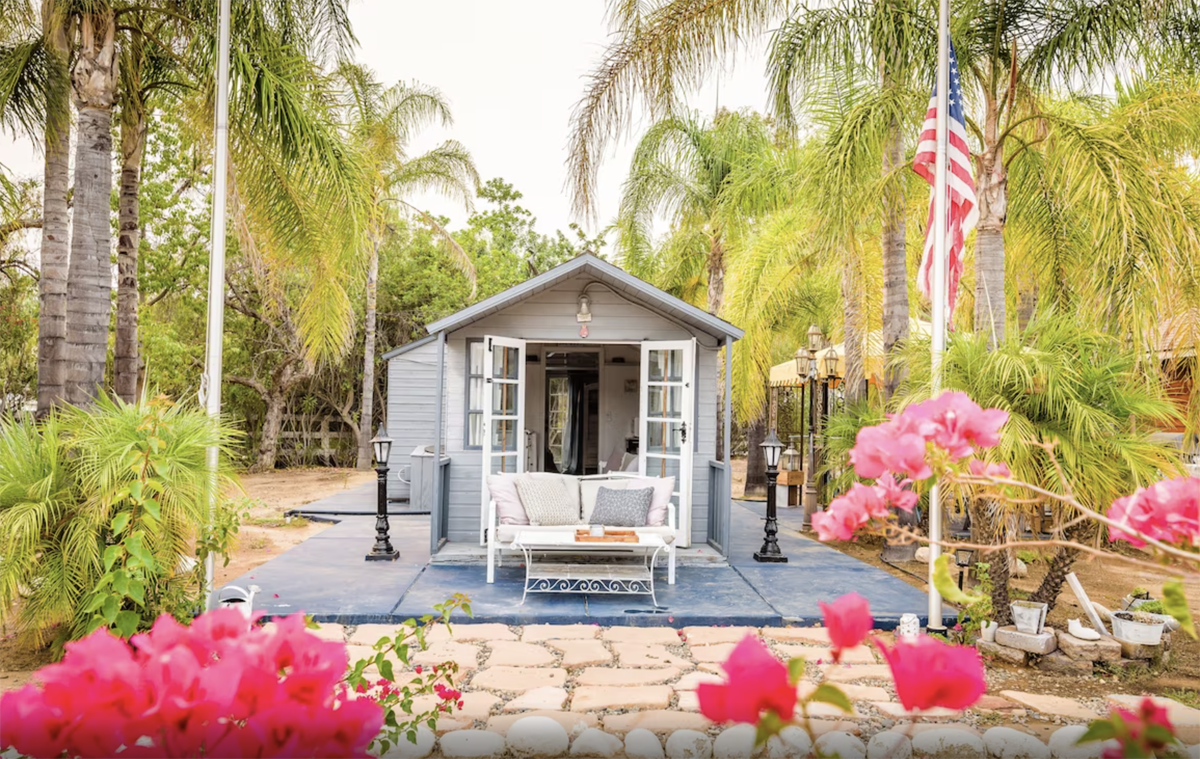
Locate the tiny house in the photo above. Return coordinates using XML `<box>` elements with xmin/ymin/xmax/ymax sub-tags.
<box><xmin>383</xmin><ymin>254</ymin><xmax>743</xmax><ymax>556</ymax></box>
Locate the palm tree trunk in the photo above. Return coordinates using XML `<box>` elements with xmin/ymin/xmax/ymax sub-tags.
<box><xmin>880</xmin><ymin>119</ymin><xmax>908</xmax><ymax>398</ymax></box>
<box><xmin>971</xmin><ymin>499</ymin><xmax>1013</xmax><ymax>625</ymax></box>
<box><xmin>706</xmin><ymin>234</ymin><xmax>724</xmax><ymax>316</ymax></box>
<box><xmin>744</xmin><ymin>414</ymin><xmax>767</xmax><ymax>498</ymax></box>
<box><xmin>35</xmin><ymin>8</ymin><xmax>72</xmax><ymax>414</ymax></box>
<box><xmin>65</xmin><ymin>11</ymin><xmax>117</xmax><ymax>406</ymax></box>
<box><xmin>841</xmin><ymin>253</ymin><xmax>864</xmax><ymax>403</ymax></box>
<box><xmin>356</xmin><ymin>235</ymin><xmax>381</xmax><ymax>469</ymax></box>
<box><xmin>115</xmin><ymin>107</ymin><xmax>146</xmax><ymax>403</ymax></box>
<box><xmin>975</xmin><ymin>96</ymin><xmax>1007</xmax><ymax>348</ymax></box>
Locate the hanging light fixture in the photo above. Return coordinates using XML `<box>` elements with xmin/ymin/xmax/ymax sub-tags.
<box><xmin>823</xmin><ymin>346</ymin><xmax>839</xmax><ymax>380</ymax></box>
<box><xmin>576</xmin><ymin>293</ymin><xmax>592</xmax><ymax>323</ymax></box>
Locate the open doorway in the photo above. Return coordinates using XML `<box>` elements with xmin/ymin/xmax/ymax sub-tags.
<box><xmin>543</xmin><ymin>351</ymin><xmax>599</xmax><ymax>475</ymax></box>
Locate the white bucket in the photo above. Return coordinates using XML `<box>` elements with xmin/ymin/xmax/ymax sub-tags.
<box><xmin>1111</xmin><ymin>613</ymin><xmax>1165</xmax><ymax>645</ymax></box>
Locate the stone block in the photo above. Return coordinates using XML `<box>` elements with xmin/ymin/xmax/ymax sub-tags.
<box><xmin>486</xmin><ymin>641</ymin><xmax>557</xmax><ymax>667</ymax></box>
<box><xmin>765</xmin><ymin>727</ymin><xmax>813</xmax><ymax>759</ymax></box>
<box><xmin>611</xmin><ymin>643</ymin><xmax>692</xmax><ymax>669</ymax></box>
<box><xmin>910</xmin><ymin>728</ymin><xmax>986</xmax><ymax>759</ymax></box>
<box><xmin>602</xmin><ymin>627</ymin><xmax>681</xmax><ymax>645</ymax></box>
<box><xmin>681</xmin><ymin>627</ymin><xmax>756</xmax><ymax>646</ymax></box>
<box><xmin>471</xmin><ymin>666</ymin><xmax>567</xmax><ymax>692</ymax></box>
<box><xmin>503</xmin><ymin>687</ymin><xmax>568</xmax><ymax>712</ymax></box>
<box><xmin>547</xmin><ymin>639</ymin><xmax>612</xmax><ymax>668</ymax></box>
<box><xmin>712</xmin><ymin>725</ymin><xmax>759</xmax><ymax>759</ymax></box>
<box><xmin>575</xmin><ymin>667</ymin><xmax>681</xmax><ymax>686</ymax></box>
<box><xmin>866</xmin><ymin>732</ymin><xmax>911</xmax><ymax>759</ymax></box>
<box><xmin>440</xmin><ymin>730</ymin><xmax>507</xmax><ymax>758</ymax></box>
<box><xmin>814</xmin><ymin>732</ymin><xmax>866</xmax><ymax>759</ymax></box>
<box><xmin>1046</xmin><ymin>726</ymin><xmax>1106</xmax><ymax>759</ymax></box>
<box><xmin>486</xmin><ymin>711</ymin><xmax>598</xmax><ymax>737</ymax></box>
<box><xmin>522</xmin><ymin>624</ymin><xmax>599</xmax><ymax>641</ymax></box>
<box><xmin>1116</xmin><ymin>638</ymin><xmax>1166</xmax><ymax>661</ymax></box>
<box><xmin>570</xmin><ymin>685</ymin><xmax>672</xmax><ymax>711</ymax></box>
<box><xmin>664</xmin><ymin>730</ymin><xmax>712</xmax><ymax>759</ymax></box>
<box><xmin>625</xmin><ymin>729</ymin><xmax>666</xmax><ymax>759</ymax></box>
<box><xmin>381</xmin><ymin>725</ymin><xmax>435</xmax><ymax>759</ymax></box>
<box><xmin>570</xmin><ymin>728</ymin><xmax>624</xmax><ymax>758</ymax></box>
<box><xmin>995</xmin><ymin>626</ymin><xmax>1057</xmax><ymax>655</ymax></box>
<box><xmin>603</xmin><ymin>711</ymin><xmax>712</xmax><ymax>735</ymax></box>
<box><xmin>1000</xmin><ymin>691</ymin><xmax>1099</xmax><ymax>721</ymax></box>
<box><xmin>982</xmin><ymin>726</ymin><xmax>1051</xmax><ymax>759</ymax></box>
<box><xmin>689</xmin><ymin>643</ymin><xmax>737</xmax><ymax>663</ymax></box>
<box><xmin>761</xmin><ymin>626</ymin><xmax>830</xmax><ymax>644</ymax></box>
<box><xmin>507</xmin><ymin>715</ymin><xmax>570</xmax><ymax>758</ymax></box>
<box><xmin>1056</xmin><ymin>631</ymin><xmax>1121</xmax><ymax>662</ymax></box>
<box><xmin>1036</xmin><ymin>652</ymin><xmax>1093</xmax><ymax>675</ymax></box>
<box><xmin>977</xmin><ymin>639</ymin><xmax>1027</xmax><ymax>665</ymax></box>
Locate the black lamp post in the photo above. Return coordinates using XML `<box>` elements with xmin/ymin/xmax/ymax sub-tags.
<box><xmin>366</xmin><ymin>426</ymin><xmax>399</xmax><ymax>561</ymax></box>
<box><xmin>754</xmin><ymin>429</ymin><xmax>788</xmax><ymax>563</ymax></box>
<box><xmin>800</xmin><ymin>325</ymin><xmax>822</xmax><ymax>519</ymax></box>
<box><xmin>954</xmin><ymin>548</ymin><xmax>976</xmax><ymax>590</ymax></box>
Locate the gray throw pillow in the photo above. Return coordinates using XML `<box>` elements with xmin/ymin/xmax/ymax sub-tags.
<box><xmin>590</xmin><ymin>486</ymin><xmax>653</xmax><ymax>527</ymax></box>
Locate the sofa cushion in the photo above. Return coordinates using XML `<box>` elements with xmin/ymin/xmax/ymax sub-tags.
<box><xmin>628</xmin><ymin>476</ymin><xmax>675</xmax><ymax>527</ymax></box>
<box><xmin>516</xmin><ymin>477</ymin><xmax>580</xmax><ymax>526</ymax></box>
<box><xmin>496</xmin><ymin>523</ymin><xmax>675</xmax><ymax>544</ymax></box>
<box><xmin>590</xmin><ymin>486</ymin><xmax>654</xmax><ymax>527</ymax></box>
<box><xmin>487</xmin><ymin>473</ymin><xmax>528</xmax><ymax>526</ymax></box>
<box><xmin>525</xmin><ymin>472</ymin><xmax>581</xmax><ymax>517</ymax></box>
<box><xmin>581</xmin><ymin>478</ymin><xmax>633</xmax><ymax>521</ymax></box>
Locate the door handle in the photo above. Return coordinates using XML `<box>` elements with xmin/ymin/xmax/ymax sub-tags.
<box><xmin>680</xmin><ymin>421</ymin><xmax>687</xmax><ymax>443</ymax></box>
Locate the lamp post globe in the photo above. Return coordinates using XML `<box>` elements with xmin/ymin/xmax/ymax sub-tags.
<box><xmin>823</xmin><ymin>346</ymin><xmax>839</xmax><ymax>381</ymax></box>
<box><xmin>366</xmin><ymin>426</ymin><xmax>398</xmax><ymax>561</ymax></box>
<box><xmin>754</xmin><ymin>429</ymin><xmax>788</xmax><ymax>563</ymax></box>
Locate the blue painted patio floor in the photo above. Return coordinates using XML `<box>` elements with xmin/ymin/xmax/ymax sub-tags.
<box><xmin>230</xmin><ymin>485</ymin><xmax>947</xmax><ymax>628</ymax></box>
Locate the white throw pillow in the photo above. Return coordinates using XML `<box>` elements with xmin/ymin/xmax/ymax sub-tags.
<box><xmin>516</xmin><ymin>477</ymin><xmax>580</xmax><ymax>526</ymax></box>
<box><xmin>487</xmin><ymin>473</ymin><xmax>528</xmax><ymax>525</ymax></box>
<box><xmin>525</xmin><ymin>473</ymin><xmax>581</xmax><ymax>518</ymax></box>
<box><xmin>627</xmin><ymin>476</ymin><xmax>675</xmax><ymax>526</ymax></box>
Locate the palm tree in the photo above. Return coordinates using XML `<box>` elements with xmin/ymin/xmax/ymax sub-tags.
<box><xmin>0</xmin><ymin>0</ymin><xmax>72</xmax><ymax>413</ymax></box>
<box><xmin>613</xmin><ymin>109</ymin><xmax>774</xmax><ymax>317</ymax></box>
<box><xmin>951</xmin><ymin>0</ymin><xmax>1179</xmax><ymax>345</ymax></box>
<box><xmin>335</xmin><ymin>64</ymin><xmax>479</xmax><ymax>469</ymax></box>
<box><xmin>892</xmin><ymin>315</ymin><xmax>1183</xmax><ymax>622</ymax></box>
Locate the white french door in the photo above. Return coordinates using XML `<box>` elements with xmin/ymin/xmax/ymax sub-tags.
<box><xmin>639</xmin><ymin>340</ymin><xmax>695</xmax><ymax>545</ymax></box>
<box><xmin>481</xmin><ymin>336</ymin><xmax>526</xmax><ymax>543</ymax></box>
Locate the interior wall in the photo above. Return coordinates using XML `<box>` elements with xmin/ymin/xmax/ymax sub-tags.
<box><xmin>599</xmin><ymin>344</ymin><xmax>640</xmax><ymax>470</ymax></box>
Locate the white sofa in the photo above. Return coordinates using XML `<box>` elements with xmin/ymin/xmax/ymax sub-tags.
<box><xmin>486</xmin><ymin>472</ymin><xmax>677</xmax><ymax>585</ymax></box>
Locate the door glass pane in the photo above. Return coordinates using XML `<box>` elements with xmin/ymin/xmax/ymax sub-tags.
<box><xmin>492</xmin><ymin>346</ymin><xmax>519</xmax><ymax>379</ymax></box>
<box><xmin>492</xmin><ymin>419</ymin><xmax>517</xmax><ymax>451</ymax></box>
<box><xmin>470</xmin><ymin>341</ymin><xmax>484</xmax><ymax>375</ymax></box>
<box><xmin>492</xmin><ymin>383</ymin><xmax>518</xmax><ymax>415</ymax></box>
<box><xmin>645</xmin><ymin>455</ymin><xmax>681</xmax><ymax>487</ymax></box>
<box><xmin>648</xmin><ymin>349</ymin><xmax>683</xmax><ymax>382</ymax></box>
<box><xmin>490</xmin><ymin>454</ymin><xmax>518</xmax><ymax>474</ymax></box>
<box><xmin>468</xmin><ymin>413</ymin><xmax>483</xmax><ymax>447</ymax></box>
<box><xmin>469</xmin><ymin>377</ymin><xmax>484</xmax><ymax>410</ymax></box>
<box><xmin>647</xmin><ymin>385</ymin><xmax>682</xmax><ymax>419</ymax></box>
<box><xmin>646</xmin><ymin>420</ymin><xmax>682</xmax><ymax>454</ymax></box>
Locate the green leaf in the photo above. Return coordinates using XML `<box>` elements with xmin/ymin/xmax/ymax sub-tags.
<box><xmin>102</xmin><ymin>595</ymin><xmax>119</xmax><ymax>622</ymax></box>
<box><xmin>932</xmin><ymin>554</ymin><xmax>986</xmax><ymax>606</ymax></box>
<box><xmin>111</xmin><ymin>511</ymin><xmax>131</xmax><ymax>535</ymax></box>
<box><xmin>142</xmin><ymin>497</ymin><xmax>161</xmax><ymax>522</ymax></box>
<box><xmin>112</xmin><ymin>571</ymin><xmax>128</xmax><ymax>595</ymax></box>
<box><xmin>1076</xmin><ymin>720</ymin><xmax>1118</xmax><ymax>744</ymax></box>
<box><xmin>126</xmin><ymin>531</ymin><xmax>154</xmax><ymax>567</ymax></box>
<box><xmin>129</xmin><ymin>480</ymin><xmax>143</xmax><ymax>502</ymax></box>
<box><xmin>114</xmin><ymin>610</ymin><xmax>140</xmax><ymax>638</ymax></box>
<box><xmin>1162</xmin><ymin>579</ymin><xmax>1197</xmax><ymax>640</ymax></box>
<box><xmin>807</xmin><ymin>683</ymin><xmax>854</xmax><ymax>714</ymax></box>
<box><xmin>103</xmin><ymin>544</ymin><xmax>122</xmax><ymax>571</ymax></box>
<box><xmin>754</xmin><ymin>711</ymin><xmax>787</xmax><ymax>747</ymax></box>
<box><xmin>379</xmin><ymin>658</ymin><xmax>396</xmax><ymax>682</ymax></box>
<box><xmin>126</xmin><ymin>578</ymin><xmax>146</xmax><ymax>606</ymax></box>
<box><xmin>787</xmin><ymin>657</ymin><xmax>806</xmax><ymax>685</ymax></box>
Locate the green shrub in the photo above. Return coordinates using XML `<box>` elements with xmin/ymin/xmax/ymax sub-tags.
<box><xmin>0</xmin><ymin>391</ymin><xmax>241</xmax><ymax>650</ymax></box>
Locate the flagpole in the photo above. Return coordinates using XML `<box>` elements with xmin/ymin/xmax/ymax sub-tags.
<box><xmin>927</xmin><ymin>0</ymin><xmax>951</xmax><ymax>631</ymax></box>
<box><xmin>202</xmin><ymin>0</ymin><xmax>232</xmax><ymax>611</ymax></box>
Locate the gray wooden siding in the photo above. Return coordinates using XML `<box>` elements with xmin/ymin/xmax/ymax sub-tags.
<box><xmin>386</xmin><ymin>339</ymin><xmax>443</xmax><ymax>500</ymax></box>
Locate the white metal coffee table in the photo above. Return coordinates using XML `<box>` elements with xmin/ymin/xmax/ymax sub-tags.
<box><xmin>509</xmin><ymin>531</ymin><xmax>669</xmax><ymax>606</ymax></box>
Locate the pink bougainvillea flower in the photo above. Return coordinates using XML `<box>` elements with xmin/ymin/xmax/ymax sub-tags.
<box><xmin>850</xmin><ymin>423</ymin><xmax>932</xmax><ymax>481</ymax></box>
<box><xmin>968</xmin><ymin>459</ymin><xmax>1012</xmax><ymax>479</ymax></box>
<box><xmin>434</xmin><ymin>683</ymin><xmax>463</xmax><ymax>702</ymax></box>
<box><xmin>697</xmin><ymin>635</ymin><xmax>797</xmax><ymax>724</ymax></box>
<box><xmin>820</xmin><ymin>593</ymin><xmax>873</xmax><ymax>662</ymax></box>
<box><xmin>1107</xmin><ymin>477</ymin><xmax>1200</xmax><ymax>547</ymax></box>
<box><xmin>0</xmin><ymin>608</ymin><xmax>383</xmax><ymax>759</ymax></box>
<box><xmin>1100</xmin><ymin>698</ymin><xmax>1176</xmax><ymax>759</ymax></box>
<box><xmin>900</xmin><ymin>391</ymin><xmax>1009</xmax><ymax>462</ymax></box>
<box><xmin>811</xmin><ymin>498</ymin><xmax>869</xmax><ymax>542</ymax></box>
<box><xmin>874</xmin><ymin>635</ymin><xmax>986</xmax><ymax>712</ymax></box>
<box><xmin>875</xmin><ymin>474</ymin><xmax>918</xmax><ymax>512</ymax></box>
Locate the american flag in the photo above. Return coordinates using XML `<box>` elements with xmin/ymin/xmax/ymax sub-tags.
<box><xmin>913</xmin><ymin>40</ymin><xmax>977</xmax><ymax>318</ymax></box>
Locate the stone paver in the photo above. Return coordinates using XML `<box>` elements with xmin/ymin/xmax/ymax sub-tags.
<box><xmin>806</xmin><ymin>720</ymin><xmax>863</xmax><ymax>737</ymax></box>
<box><xmin>501</xmin><ymin>686</ymin><xmax>568</xmax><ymax>712</ymax></box>
<box><xmin>821</xmin><ymin>664</ymin><xmax>893</xmax><ymax>683</ymax></box>
<box><xmin>571</xmin><ymin>685</ymin><xmax>674</xmax><ymax>711</ymax></box>
<box><xmin>348</xmin><ymin>623</ymin><xmax>405</xmax><ymax>646</ymax></box>
<box><xmin>999</xmin><ymin>691</ymin><xmax>1099</xmax><ymax>721</ymax></box>
<box><xmin>486</xmin><ymin>641</ymin><xmax>557</xmax><ymax>667</ymax></box>
<box><xmin>973</xmin><ymin>695</ymin><xmax>1023</xmax><ymax>712</ymax></box>
<box><xmin>602</xmin><ymin>710</ymin><xmax>712</xmax><ymax>735</ymax></box>
<box><xmin>677</xmin><ymin>691</ymin><xmax>700</xmax><ymax>712</ymax></box>
<box><xmin>412</xmin><ymin>641</ymin><xmax>482</xmax><ymax>671</ymax></box>
<box><xmin>308</xmin><ymin>622</ymin><xmax>346</xmax><ymax>642</ymax></box>
<box><xmin>523</xmin><ymin>624</ymin><xmax>600</xmax><ymax>641</ymax></box>
<box><xmin>870</xmin><ymin>702</ymin><xmax>961</xmax><ymax>720</ymax></box>
<box><xmin>778</xmin><ymin>643</ymin><xmax>875</xmax><ymax>664</ymax></box>
<box><xmin>892</xmin><ymin>722</ymin><xmax>982</xmax><ymax>738</ymax></box>
<box><xmin>471</xmin><ymin>666</ymin><xmax>568</xmax><ymax>692</ymax></box>
<box><xmin>603</xmin><ymin>627</ymin><xmax>682</xmax><ymax>645</ymax></box>
<box><xmin>575</xmin><ymin>667</ymin><xmax>682</xmax><ymax>687</ymax></box>
<box><xmin>688</xmin><ymin>643</ymin><xmax>736</xmax><ymax>663</ymax></box>
<box><xmin>485</xmin><ymin>710</ymin><xmax>598</xmax><ymax>737</ymax></box>
<box><xmin>762</xmin><ymin>627</ymin><xmax>830</xmax><ymax>644</ymax></box>
<box><xmin>548</xmin><ymin>639</ymin><xmax>613</xmax><ymax>667</ymax></box>
<box><xmin>439</xmin><ymin>729</ymin><xmax>506</xmax><ymax>757</ymax></box>
<box><xmin>449</xmin><ymin>624</ymin><xmax>519</xmax><ymax>642</ymax></box>
<box><xmin>806</xmin><ymin>701</ymin><xmax>863</xmax><ymax>719</ymax></box>
<box><xmin>798</xmin><ymin>682</ymin><xmax>889</xmax><ymax>702</ymax></box>
<box><xmin>612</xmin><ymin>643</ymin><xmax>693</xmax><ymax>669</ymax></box>
<box><xmin>675</xmin><ymin>671</ymin><xmax>724</xmax><ymax>691</ymax></box>
<box><xmin>681</xmin><ymin>627</ymin><xmax>756</xmax><ymax>646</ymax></box>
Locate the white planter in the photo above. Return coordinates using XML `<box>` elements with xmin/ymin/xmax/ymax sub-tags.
<box><xmin>1011</xmin><ymin>601</ymin><xmax>1049</xmax><ymax>635</ymax></box>
<box><xmin>1111</xmin><ymin>612</ymin><xmax>1165</xmax><ymax>645</ymax></box>
<box><xmin>981</xmin><ymin>620</ymin><xmax>999</xmax><ymax>642</ymax></box>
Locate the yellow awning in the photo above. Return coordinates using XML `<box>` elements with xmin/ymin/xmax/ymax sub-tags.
<box><xmin>769</xmin><ymin>319</ymin><xmax>933</xmax><ymax>387</ymax></box>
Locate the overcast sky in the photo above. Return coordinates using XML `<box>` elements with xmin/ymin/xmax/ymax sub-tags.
<box><xmin>0</xmin><ymin>0</ymin><xmax>772</xmax><ymax>239</ymax></box>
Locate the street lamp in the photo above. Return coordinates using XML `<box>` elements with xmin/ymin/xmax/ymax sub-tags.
<box><xmin>366</xmin><ymin>426</ymin><xmax>399</xmax><ymax>561</ymax></box>
<box><xmin>954</xmin><ymin>547</ymin><xmax>976</xmax><ymax>590</ymax></box>
<box><xmin>801</xmin><ymin>326</ymin><xmax>822</xmax><ymax>521</ymax></box>
<box><xmin>754</xmin><ymin>430</ymin><xmax>788</xmax><ymax>563</ymax></box>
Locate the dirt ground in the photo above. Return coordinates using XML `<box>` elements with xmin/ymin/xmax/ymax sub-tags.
<box><xmin>0</xmin><ymin>467</ymin><xmax>373</xmax><ymax>694</ymax></box>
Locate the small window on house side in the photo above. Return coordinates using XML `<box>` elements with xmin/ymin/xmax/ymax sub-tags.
<box><xmin>466</xmin><ymin>339</ymin><xmax>484</xmax><ymax>448</ymax></box>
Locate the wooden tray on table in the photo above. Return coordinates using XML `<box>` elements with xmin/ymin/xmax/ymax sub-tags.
<box><xmin>574</xmin><ymin>529</ymin><xmax>639</xmax><ymax>543</ymax></box>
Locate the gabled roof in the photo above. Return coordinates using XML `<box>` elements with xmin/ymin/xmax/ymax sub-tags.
<box><xmin>424</xmin><ymin>253</ymin><xmax>744</xmax><ymax>340</ymax></box>
<box><xmin>381</xmin><ymin>333</ymin><xmax>438</xmax><ymax>361</ymax></box>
